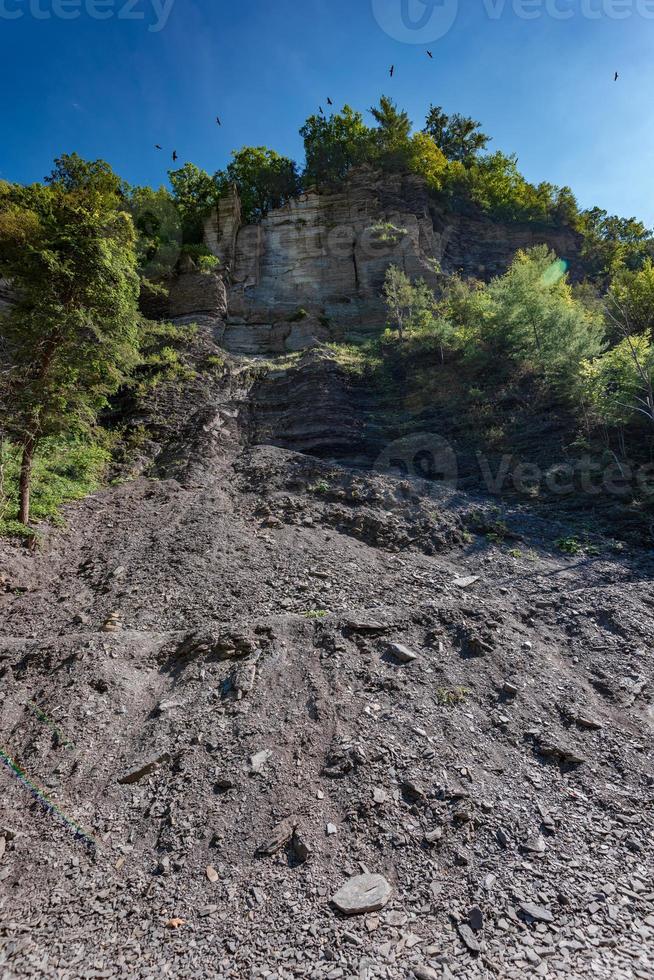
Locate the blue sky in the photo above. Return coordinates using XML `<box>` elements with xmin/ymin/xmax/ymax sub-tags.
<box><xmin>1</xmin><ymin>0</ymin><xmax>652</xmax><ymax>224</ymax></box>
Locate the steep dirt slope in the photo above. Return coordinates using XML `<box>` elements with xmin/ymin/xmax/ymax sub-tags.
<box><xmin>1</xmin><ymin>427</ymin><xmax>653</xmax><ymax>979</ymax></box>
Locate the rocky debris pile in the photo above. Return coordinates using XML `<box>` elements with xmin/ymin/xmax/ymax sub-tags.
<box><xmin>1</xmin><ymin>438</ymin><xmax>653</xmax><ymax>979</ymax></box>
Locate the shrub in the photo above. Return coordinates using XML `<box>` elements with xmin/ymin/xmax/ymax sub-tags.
<box><xmin>580</xmin><ymin>334</ymin><xmax>654</xmax><ymax>428</ymax></box>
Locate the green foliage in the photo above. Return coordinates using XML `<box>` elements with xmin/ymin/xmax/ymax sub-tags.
<box><xmin>437</xmin><ymin>246</ymin><xmax>605</xmax><ymax>383</ymax></box>
<box><xmin>201</xmin><ymin>354</ymin><xmax>226</xmax><ymax>373</ymax></box>
<box><xmin>370</xmin><ymin>221</ymin><xmax>408</xmax><ymax>245</ymax></box>
<box><xmin>580</xmin><ymin>207</ymin><xmax>653</xmax><ymax>281</ymax></box>
<box><xmin>0</xmin><ymin>154</ymin><xmax>203</xmax><ymax>526</ymax></box>
<box><xmin>0</xmin><ymin>156</ymin><xmax>141</xmax><ymax>462</ymax></box>
<box><xmin>128</xmin><ymin>185</ymin><xmax>182</xmax><ymax>278</ymax></box>
<box><xmin>448</xmin><ymin>152</ymin><xmax>573</xmax><ymax>225</ymax></box>
<box><xmin>309</xmin><ymin>480</ymin><xmax>331</xmax><ymax>494</ymax></box>
<box><xmin>482</xmin><ymin>246</ymin><xmax>605</xmax><ymax>379</ymax></box>
<box><xmin>129</xmin><ymin>320</ymin><xmax>198</xmax><ymax>396</ymax></box>
<box><xmin>46</xmin><ymin>152</ymin><xmax>127</xmax><ymax>199</ymax></box>
<box><xmin>580</xmin><ymin>334</ymin><xmax>654</xmax><ymax>427</ymax></box>
<box><xmin>382</xmin><ymin>266</ymin><xmax>415</xmax><ymax>341</ymax></box>
<box><xmin>555</xmin><ymin>535</ymin><xmax>583</xmax><ymax>555</ymax></box>
<box><xmin>217</xmin><ymin>147</ymin><xmax>300</xmax><ymax>223</ymax></box>
<box><xmin>382</xmin><ymin>265</ymin><xmax>446</xmax><ymax>349</ymax></box>
<box><xmin>369</xmin><ymin>96</ymin><xmax>412</xmax><ymax>170</ymax></box>
<box><xmin>423</xmin><ymin>105</ymin><xmax>490</xmax><ymax>162</ymax></box>
<box><xmin>323</xmin><ymin>342</ymin><xmax>382</xmax><ymax>375</ymax></box>
<box><xmin>168</xmin><ymin>163</ymin><xmax>222</xmax><ymax>244</ymax></box>
<box><xmin>407</xmin><ymin>133</ymin><xmax>448</xmax><ymax>191</ymax></box>
<box><xmin>606</xmin><ymin>258</ymin><xmax>654</xmax><ymax>336</ymax></box>
<box><xmin>0</xmin><ymin>436</ymin><xmax>110</xmax><ymax>537</ymax></box>
<box><xmin>196</xmin><ymin>254</ymin><xmax>220</xmax><ymax>274</ymax></box>
<box><xmin>436</xmin><ymin>686</ymin><xmax>470</xmax><ymax>707</ymax></box>
<box><xmin>301</xmin><ymin>105</ymin><xmax>372</xmax><ymax>186</ymax></box>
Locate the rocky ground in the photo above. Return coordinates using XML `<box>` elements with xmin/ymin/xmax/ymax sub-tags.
<box><xmin>1</xmin><ymin>362</ymin><xmax>654</xmax><ymax>979</ymax></box>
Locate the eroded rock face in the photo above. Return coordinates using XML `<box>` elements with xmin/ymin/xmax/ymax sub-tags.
<box><xmin>166</xmin><ymin>269</ymin><xmax>228</xmax><ymax>321</ymax></box>
<box><xmin>161</xmin><ymin>168</ymin><xmax>582</xmax><ymax>356</ymax></box>
<box><xmin>0</xmin><ymin>277</ymin><xmax>15</xmax><ymax>314</ymax></box>
<box><xmin>206</xmin><ymin>169</ymin><xmax>443</xmax><ymax>341</ymax></box>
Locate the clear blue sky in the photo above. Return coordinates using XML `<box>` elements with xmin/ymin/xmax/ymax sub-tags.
<box><xmin>1</xmin><ymin>0</ymin><xmax>652</xmax><ymax>224</ymax></box>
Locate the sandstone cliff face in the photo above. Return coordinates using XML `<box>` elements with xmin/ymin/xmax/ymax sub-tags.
<box><xmin>164</xmin><ymin>169</ymin><xmax>583</xmax><ymax>355</ymax></box>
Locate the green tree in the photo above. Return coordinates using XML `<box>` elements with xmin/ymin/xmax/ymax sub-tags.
<box><xmin>128</xmin><ymin>185</ymin><xmax>182</xmax><ymax>279</ymax></box>
<box><xmin>580</xmin><ymin>208</ymin><xmax>653</xmax><ymax>280</ymax></box>
<box><xmin>484</xmin><ymin>246</ymin><xmax>605</xmax><ymax>380</ymax></box>
<box><xmin>464</xmin><ymin>152</ymin><xmax>532</xmax><ymax>221</ymax></box>
<box><xmin>382</xmin><ymin>265</ymin><xmax>443</xmax><ymax>344</ymax></box>
<box><xmin>0</xmin><ymin>157</ymin><xmax>141</xmax><ymax>525</ymax></box>
<box><xmin>217</xmin><ymin>147</ymin><xmax>300</xmax><ymax>223</ymax></box>
<box><xmin>383</xmin><ymin>265</ymin><xmax>414</xmax><ymax>341</ymax></box>
<box><xmin>581</xmin><ymin>334</ymin><xmax>654</xmax><ymax>429</ymax></box>
<box><xmin>551</xmin><ymin>185</ymin><xmax>580</xmax><ymax>228</ymax></box>
<box><xmin>46</xmin><ymin>152</ymin><xmax>127</xmax><ymax>199</ymax></box>
<box><xmin>300</xmin><ymin>105</ymin><xmax>372</xmax><ymax>186</ymax></box>
<box><xmin>423</xmin><ymin>105</ymin><xmax>490</xmax><ymax>162</ymax></box>
<box><xmin>435</xmin><ymin>247</ymin><xmax>604</xmax><ymax>384</ymax></box>
<box><xmin>369</xmin><ymin>97</ymin><xmax>412</xmax><ymax>170</ymax></box>
<box><xmin>407</xmin><ymin>133</ymin><xmax>448</xmax><ymax>191</ymax></box>
<box><xmin>606</xmin><ymin>258</ymin><xmax>654</xmax><ymax>337</ymax></box>
<box><xmin>443</xmin><ymin>151</ymin><xmax>577</xmax><ymax>227</ymax></box>
<box><xmin>168</xmin><ymin>163</ymin><xmax>222</xmax><ymax>244</ymax></box>
<box><xmin>436</xmin><ymin>272</ymin><xmax>494</xmax><ymax>354</ymax></box>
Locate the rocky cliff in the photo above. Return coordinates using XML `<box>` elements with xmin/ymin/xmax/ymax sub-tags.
<box><xmin>164</xmin><ymin>169</ymin><xmax>583</xmax><ymax>356</ymax></box>
<box><xmin>0</xmin><ymin>277</ymin><xmax>13</xmax><ymax>315</ymax></box>
<box><xmin>3</xmin><ymin>170</ymin><xmax>654</xmax><ymax>980</ymax></box>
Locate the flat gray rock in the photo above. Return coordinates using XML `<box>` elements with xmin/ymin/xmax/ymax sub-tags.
<box><xmin>413</xmin><ymin>967</ymin><xmax>439</xmax><ymax>980</ymax></box>
<box><xmin>387</xmin><ymin>642</ymin><xmax>418</xmax><ymax>664</ymax></box>
<box><xmin>519</xmin><ymin>901</ymin><xmax>554</xmax><ymax>923</ymax></box>
<box><xmin>458</xmin><ymin>922</ymin><xmax>482</xmax><ymax>953</ymax></box>
<box><xmin>331</xmin><ymin>874</ymin><xmax>393</xmax><ymax>915</ymax></box>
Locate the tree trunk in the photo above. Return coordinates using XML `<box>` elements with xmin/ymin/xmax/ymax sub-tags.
<box><xmin>18</xmin><ymin>434</ymin><xmax>36</xmax><ymax>526</ymax></box>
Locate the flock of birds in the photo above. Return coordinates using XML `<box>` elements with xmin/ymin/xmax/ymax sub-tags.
<box><xmin>153</xmin><ymin>54</ymin><xmax>620</xmax><ymax>164</ymax></box>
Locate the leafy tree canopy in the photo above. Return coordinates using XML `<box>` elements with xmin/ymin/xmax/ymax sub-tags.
<box><xmin>423</xmin><ymin>105</ymin><xmax>491</xmax><ymax>163</ymax></box>
<box><xmin>301</xmin><ymin>105</ymin><xmax>372</xmax><ymax>186</ymax></box>
<box><xmin>369</xmin><ymin>96</ymin><xmax>412</xmax><ymax>169</ymax></box>
<box><xmin>168</xmin><ymin>163</ymin><xmax>222</xmax><ymax>244</ymax></box>
<box><xmin>391</xmin><ymin>246</ymin><xmax>605</xmax><ymax>386</ymax></box>
<box><xmin>46</xmin><ymin>151</ymin><xmax>127</xmax><ymax>201</ymax></box>
<box><xmin>579</xmin><ymin>207</ymin><xmax>653</xmax><ymax>281</ymax></box>
<box><xmin>217</xmin><ymin>147</ymin><xmax>301</xmax><ymax>223</ymax></box>
<box><xmin>128</xmin><ymin>185</ymin><xmax>182</xmax><ymax>279</ymax></box>
<box><xmin>607</xmin><ymin>258</ymin><xmax>654</xmax><ymax>337</ymax></box>
<box><xmin>581</xmin><ymin>334</ymin><xmax>654</xmax><ymax>428</ymax></box>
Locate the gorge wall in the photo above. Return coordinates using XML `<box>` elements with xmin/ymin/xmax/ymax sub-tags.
<box><xmin>163</xmin><ymin>168</ymin><xmax>583</xmax><ymax>356</ymax></box>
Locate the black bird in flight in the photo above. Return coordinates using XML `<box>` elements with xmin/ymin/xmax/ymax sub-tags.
<box><xmin>216</xmin><ymin>116</ymin><xmax>221</xmax><ymax>125</ymax></box>
<box><xmin>614</xmin><ymin>71</ymin><xmax>619</xmax><ymax>81</ymax></box>
<box><xmin>327</xmin><ymin>97</ymin><xmax>333</xmax><ymax>106</ymax></box>
<box><xmin>427</xmin><ymin>50</ymin><xmax>433</xmax><ymax>58</ymax></box>
<box><xmin>155</xmin><ymin>144</ymin><xmax>162</xmax><ymax>150</ymax></box>
<box><xmin>319</xmin><ymin>105</ymin><xmax>324</xmax><ymax>115</ymax></box>
<box><xmin>390</xmin><ymin>64</ymin><xmax>395</xmax><ymax>77</ymax></box>
<box><xmin>172</xmin><ymin>150</ymin><xmax>178</xmax><ymax>162</ymax></box>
